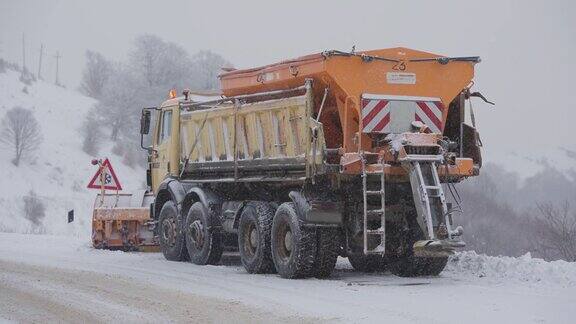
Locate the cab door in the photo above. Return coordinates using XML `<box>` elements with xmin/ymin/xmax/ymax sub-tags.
<box><xmin>151</xmin><ymin>105</ymin><xmax>179</xmax><ymax>193</ymax></box>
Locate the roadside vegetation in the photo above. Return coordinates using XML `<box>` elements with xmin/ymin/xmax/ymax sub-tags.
<box><xmin>78</xmin><ymin>34</ymin><xmax>231</xmax><ymax>167</ymax></box>
<box><xmin>457</xmin><ymin>163</ymin><xmax>576</xmax><ymax>261</ymax></box>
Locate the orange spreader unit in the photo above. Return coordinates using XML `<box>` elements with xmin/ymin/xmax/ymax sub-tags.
<box><xmin>220</xmin><ymin>47</ymin><xmax>477</xmax><ymax>153</ymax></box>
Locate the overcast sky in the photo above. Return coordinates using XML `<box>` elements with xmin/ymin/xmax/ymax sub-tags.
<box><xmin>1</xmin><ymin>0</ymin><xmax>575</xmax><ymax>172</ymax></box>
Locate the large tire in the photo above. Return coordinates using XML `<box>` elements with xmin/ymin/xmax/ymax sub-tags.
<box><xmin>313</xmin><ymin>228</ymin><xmax>339</xmax><ymax>278</ymax></box>
<box><xmin>388</xmin><ymin>213</ymin><xmax>448</xmax><ymax>277</ymax></box>
<box><xmin>424</xmin><ymin>257</ymin><xmax>449</xmax><ymax>275</ymax></box>
<box><xmin>348</xmin><ymin>253</ymin><xmax>387</xmax><ymax>272</ymax></box>
<box><xmin>271</xmin><ymin>202</ymin><xmax>317</xmax><ymax>279</ymax></box>
<box><xmin>238</xmin><ymin>202</ymin><xmax>276</xmax><ymax>274</ymax></box>
<box><xmin>184</xmin><ymin>202</ymin><xmax>224</xmax><ymax>265</ymax></box>
<box><xmin>389</xmin><ymin>256</ymin><xmax>448</xmax><ymax>277</ymax></box>
<box><xmin>158</xmin><ymin>201</ymin><xmax>189</xmax><ymax>261</ymax></box>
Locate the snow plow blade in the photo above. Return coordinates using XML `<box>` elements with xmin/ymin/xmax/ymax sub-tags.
<box><xmin>412</xmin><ymin>239</ymin><xmax>466</xmax><ymax>257</ymax></box>
<box><xmin>91</xmin><ymin>190</ymin><xmax>158</xmax><ymax>251</ymax></box>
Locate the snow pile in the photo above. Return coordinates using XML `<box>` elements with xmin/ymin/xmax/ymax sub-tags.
<box><xmin>447</xmin><ymin>251</ymin><xmax>576</xmax><ymax>286</ymax></box>
<box><xmin>0</xmin><ymin>68</ymin><xmax>144</xmax><ymax>237</ymax></box>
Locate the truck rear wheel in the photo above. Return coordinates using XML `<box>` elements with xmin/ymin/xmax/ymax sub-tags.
<box><xmin>313</xmin><ymin>228</ymin><xmax>339</xmax><ymax>278</ymax></box>
<box><xmin>271</xmin><ymin>202</ymin><xmax>316</xmax><ymax>279</ymax></box>
<box><xmin>238</xmin><ymin>202</ymin><xmax>276</xmax><ymax>274</ymax></box>
<box><xmin>388</xmin><ymin>213</ymin><xmax>448</xmax><ymax>277</ymax></box>
<box><xmin>424</xmin><ymin>257</ymin><xmax>449</xmax><ymax>275</ymax></box>
<box><xmin>348</xmin><ymin>254</ymin><xmax>387</xmax><ymax>272</ymax></box>
<box><xmin>158</xmin><ymin>201</ymin><xmax>189</xmax><ymax>262</ymax></box>
<box><xmin>184</xmin><ymin>202</ymin><xmax>223</xmax><ymax>265</ymax></box>
<box><xmin>389</xmin><ymin>256</ymin><xmax>448</xmax><ymax>277</ymax></box>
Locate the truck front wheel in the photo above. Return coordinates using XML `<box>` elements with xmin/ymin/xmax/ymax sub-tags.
<box><xmin>271</xmin><ymin>202</ymin><xmax>316</xmax><ymax>279</ymax></box>
<box><xmin>184</xmin><ymin>202</ymin><xmax>224</xmax><ymax>265</ymax></box>
<box><xmin>158</xmin><ymin>201</ymin><xmax>189</xmax><ymax>261</ymax></box>
<box><xmin>238</xmin><ymin>202</ymin><xmax>276</xmax><ymax>274</ymax></box>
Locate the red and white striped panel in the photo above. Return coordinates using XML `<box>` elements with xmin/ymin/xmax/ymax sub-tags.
<box><xmin>361</xmin><ymin>98</ymin><xmax>391</xmax><ymax>133</ymax></box>
<box><xmin>414</xmin><ymin>101</ymin><xmax>444</xmax><ymax>133</ymax></box>
<box><xmin>361</xmin><ymin>95</ymin><xmax>445</xmax><ymax>134</ymax></box>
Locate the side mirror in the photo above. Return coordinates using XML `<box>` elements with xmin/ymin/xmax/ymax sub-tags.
<box><xmin>140</xmin><ymin>110</ymin><xmax>151</xmax><ymax>135</ymax></box>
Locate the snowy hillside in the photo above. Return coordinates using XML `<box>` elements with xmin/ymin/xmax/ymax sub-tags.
<box><xmin>0</xmin><ymin>68</ymin><xmax>145</xmax><ymax>237</ymax></box>
<box><xmin>487</xmin><ymin>146</ymin><xmax>576</xmax><ymax>183</ymax></box>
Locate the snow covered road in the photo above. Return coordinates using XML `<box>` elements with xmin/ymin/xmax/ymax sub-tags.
<box><xmin>0</xmin><ymin>233</ymin><xmax>575</xmax><ymax>323</ymax></box>
<box><xmin>0</xmin><ymin>260</ymin><xmax>304</xmax><ymax>323</ymax></box>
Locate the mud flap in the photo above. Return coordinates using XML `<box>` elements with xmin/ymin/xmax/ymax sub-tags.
<box><xmin>288</xmin><ymin>191</ymin><xmax>342</xmax><ymax>224</ymax></box>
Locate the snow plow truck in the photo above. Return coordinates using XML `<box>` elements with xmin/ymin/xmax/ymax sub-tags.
<box><xmin>92</xmin><ymin>47</ymin><xmax>489</xmax><ymax>278</ymax></box>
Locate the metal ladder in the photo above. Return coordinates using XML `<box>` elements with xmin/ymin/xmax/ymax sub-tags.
<box><xmin>405</xmin><ymin>158</ymin><xmax>455</xmax><ymax>240</ymax></box>
<box><xmin>361</xmin><ymin>153</ymin><xmax>386</xmax><ymax>255</ymax></box>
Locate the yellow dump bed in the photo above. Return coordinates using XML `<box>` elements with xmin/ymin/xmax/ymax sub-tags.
<box><xmin>179</xmin><ymin>86</ymin><xmax>325</xmax><ymax>181</ymax></box>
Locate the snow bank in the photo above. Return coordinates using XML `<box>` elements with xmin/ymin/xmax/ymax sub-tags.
<box><xmin>0</xmin><ymin>68</ymin><xmax>144</xmax><ymax>237</ymax></box>
<box><xmin>447</xmin><ymin>251</ymin><xmax>576</xmax><ymax>287</ymax></box>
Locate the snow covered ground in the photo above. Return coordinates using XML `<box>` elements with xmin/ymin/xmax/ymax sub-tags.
<box><xmin>0</xmin><ymin>233</ymin><xmax>575</xmax><ymax>323</ymax></box>
<box><xmin>0</xmin><ymin>68</ymin><xmax>144</xmax><ymax>237</ymax></box>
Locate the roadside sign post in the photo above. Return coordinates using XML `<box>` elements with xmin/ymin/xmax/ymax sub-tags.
<box><xmin>99</xmin><ymin>160</ymin><xmax>105</xmax><ymax>205</ymax></box>
<box><xmin>88</xmin><ymin>158</ymin><xmax>123</xmax><ymax>207</ymax></box>
<box><xmin>101</xmin><ymin>164</ymin><xmax>105</xmax><ymax>205</ymax></box>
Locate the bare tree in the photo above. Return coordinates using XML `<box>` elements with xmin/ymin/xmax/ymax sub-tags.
<box><xmin>0</xmin><ymin>106</ymin><xmax>42</xmax><ymax>166</ymax></box>
<box><xmin>190</xmin><ymin>50</ymin><xmax>232</xmax><ymax>90</ymax></box>
<box><xmin>81</xmin><ymin>109</ymin><xmax>104</xmax><ymax>155</ymax></box>
<box><xmin>80</xmin><ymin>34</ymin><xmax>232</xmax><ymax>155</ymax></box>
<box><xmin>23</xmin><ymin>190</ymin><xmax>46</xmax><ymax>227</ymax></box>
<box><xmin>129</xmin><ymin>34</ymin><xmax>169</xmax><ymax>87</ymax></box>
<box><xmin>80</xmin><ymin>50</ymin><xmax>112</xmax><ymax>99</ymax></box>
<box><xmin>129</xmin><ymin>34</ymin><xmax>193</xmax><ymax>89</ymax></box>
<box><xmin>97</xmin><ymin>66</ymin><xmax>143</xmax><ymax>140</ymax></box>
<box><xmin>533</xmin><ymin>202</ymin><xmax>576</xmax><ymax>261</ymax></box>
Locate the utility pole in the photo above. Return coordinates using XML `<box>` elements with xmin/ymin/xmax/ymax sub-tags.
<box><xmin>21</xmin><ymin>33</ymin><xmax>26</xmax><ymax>72</ymax></box>
<box><xmin>37</xmin><ymin>44</ymin><xmax>45</xmax><ymax>80</ymax></box>
<box><xmin>54</xmin><ymin>51</ymin><xmax>61</xmax><ymax>86</ymax></box>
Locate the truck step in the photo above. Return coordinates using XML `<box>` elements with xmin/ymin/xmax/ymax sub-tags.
<box><xmin>366</xmin><ymin>244</ymin><xmax>386</xmax><ymax>254</ymax></box>
<box><xmin>399</xmin><ymin>154</ymin><xmax>444</xmax><ymax>162</ymax></box>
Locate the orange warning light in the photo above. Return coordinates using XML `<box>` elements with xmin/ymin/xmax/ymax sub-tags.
<box><xmin>169</xmin><ymin>89</ymin><xmax>177</xmax><ymax>99</ymax></box>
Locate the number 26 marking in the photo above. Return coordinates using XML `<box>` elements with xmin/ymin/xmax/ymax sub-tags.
<box><xmin>393</xmin><ymin>61</ymin><xmax>406</xmax><ymax>71</ymax></box>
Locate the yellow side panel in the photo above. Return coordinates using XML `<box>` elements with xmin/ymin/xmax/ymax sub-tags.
<box><xmin>281</xmin><ymin>109</ymin><xmax>295</xmax><ymax>157</ymax></box>
<box><xmin>222</xmin><ymin>116</ymin><xmax>233</xmax><ymax>160</ymax></box>
<box><xmin>244</xmin><ymin>113</ymin><xmax>259</xmax><ymax>158</ymax></box>
<box><xmin>259</xmin><ymin>111</ymin><xmax>274</xmax><ymax>158</ymax></box>
<box><xmin>212</xmin><ymin>117</ymin><xmax>225</xmax><ymax>161</ymax></box>
<box><xmin>236</xmin><ymin>114</ymin><xmax>250</xmax><ymax>159</ymax></box>
<box><xmin>180</xmin><ymin>95</ymin><xmax>315</xmax><ymax>165</ymax></box>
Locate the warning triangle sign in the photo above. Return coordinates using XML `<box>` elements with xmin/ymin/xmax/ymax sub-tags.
<box><xmin>87</xmin><ymin>158</ymin><xmax>123</xmax><ymax>190</ymax></box>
